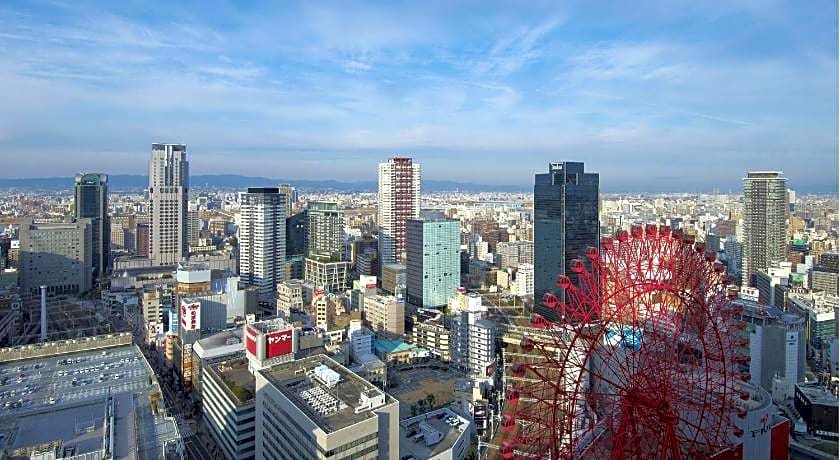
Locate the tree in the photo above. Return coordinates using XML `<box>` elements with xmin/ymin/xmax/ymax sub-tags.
<box><xmin>426</xmin><ymin>393</ymin><xmax>436</xmax><ymax>409</ymax></box>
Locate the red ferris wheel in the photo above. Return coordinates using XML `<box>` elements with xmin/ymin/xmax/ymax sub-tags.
<box><xmin>500</xmin><ymin>224</ymin><xmax>747</xmax><ymax>460</ymax></box>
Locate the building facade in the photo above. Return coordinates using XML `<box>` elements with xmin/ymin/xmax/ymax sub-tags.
<box><xmin>74</xmin><ymin>173</ymin><xmax>109</xmax><ymax>279</ymax></box>
<box><xmin>450</xmin><ymin>297</ymin><xmax>495</xmax><ymax>377</ymax></box>
<box><xmin>405</xmin><ymin>219</ymin><xmax>460</xmax><ymax>309</ymax></box>
<box><xmin>19</xmin><ymin>218</ymin><xmax>92</xmax><ymax>296</ymax></box>
<box><xmin>533</xmin><ymin>162</ymin><xmax>599</xmax><ymax>321</ymax></box>
<box><xmin>742</xmin><ymin>172</ymin><xmax>787</xmax><ymax>287</ymax></box>
<box><xmin>515</xmin><ymin>263</ymin><xmax>534</xmax><ymax>297</ymax></box>
<box><xmin>305</xmin><ymin>257</ymin><xmax>349</xmax><ymax>293</ymax></box>
<box><xmin>496</xmin><ymin>240</ymin><xmax>534</xmax><ymax>271</ymax></box>
<box><xmin>286</xmin><ymin>211</ymin><xmax>308</xmax><ymax>280</ymax></box>
<box><xmin>378</xmin><ymin>157</ymin><xmax>421</xmax><ymax>266</ymax></box>
<box><xmin>307</xmin><ymin>202</ymin><xmax>344</xmax><ymax>260</ymax></box>
<box><xmin>239</xmin><ymin>187</ymin><xmax>286</xmax><ymax>309</ymax></box>
<box><xmin>149</xmin><ymin>143</ymin><xmax>189</xmax><ymax>266</ymax></box>
<box><xmin>202</xmin><ymin>358</ymin><xmax>256</xmax><ymax>460</ymax></box>
<box><xmin>363</xmin><ymin>294</ymin><xmax>405</xmax><ymax>336</ymax></box>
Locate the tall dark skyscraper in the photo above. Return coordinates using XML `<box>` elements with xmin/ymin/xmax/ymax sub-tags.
<box><xmin>74</xmin><ymin>173</ymin><xmax>109</xmax><ymax>280</ymax></box>
<box><xmin>533</xmin><ymin>162</ymin><xmax>599</xmax><ymax>321</ymax></box>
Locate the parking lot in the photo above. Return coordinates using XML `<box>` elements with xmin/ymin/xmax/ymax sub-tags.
<box><xmin>0</xmin><ymin>345</ymin><xmax>150</xmax><ymax>414</ymax></box>
<box><xmin>389</xmin><ymin>362</ymin><xmax>458</xmax><ymax>418</ymax></box>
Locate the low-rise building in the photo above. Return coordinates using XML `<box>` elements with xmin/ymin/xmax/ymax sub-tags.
<box><xmin>399</xmin><ymin>407</ymin><xmax>472</xmax><ymax>460</ymax></box>
<box><xmin>277</xmin><ymin>279</ymin><xmax>304</xmax><ymax>319</ymax></box>
<box><xmin>381</xmin><ymin>263</ymin><xmax>406</xmax><ymax>297</ymax></box>
<box><xmin>305</xmin><ymin>257</ymin><xmax>350</xmax><ymax>293</ymax></box>
<box><xmin>413</xmin><ymin>308</ymin><xmax>450</xmax><ymax>361</ymax></box>
<box><xmin>794</xmin><ymin>383</ymin><xmax>838</xmax><ymax>440</ymax></box>
<box><xmin>364</xmin><ymin>294</ymin><xmax>405</xmax><ymax>336</ymax></box>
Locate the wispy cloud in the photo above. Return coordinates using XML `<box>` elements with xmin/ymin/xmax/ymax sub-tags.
<box><xmin>473</xmin><ymin>18</ymin><xmax>563</xmax><ymax>77</ymax></box>
<box><xmin>0</xmin><ymin>1</ymin><xmax>835</xmax><ymax>191</ymax></box>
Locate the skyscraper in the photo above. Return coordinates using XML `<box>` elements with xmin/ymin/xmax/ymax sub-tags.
<box><xmin>74</xmin><ymin>173</ymin><xmax>109</xmax><ymax>279</ymax></box>
<box><xmin>277</xmin><ymin>183</ymin><xmax>297</xmax><ymax>216</ymax></box>
<box><xmin>306</xmin><ymin>201</ymin><xmax>344</xmax><ymax>260</ymax></box>
<box><xmin>187</xmin><ymin>202</ymin><xmax>201</xmax><ymax>247</ymax></box>
<box><xmin>149</xmin><ymin>143</ymin><xmax>189</xmax><ymax>266</ymax></box>
<box><xmin>239</xmin><ymin>187</ymin><xmax>286</xmax><ymax>309</ymax></box>
<box><xmin>742</xmin><ymin>172</ymin><xmax>787</xmax><ymax>287</ymax></box>
<box><xmin>533</xmin><ymin>162</ymin><xmax>599</xmax><ymax>321</ymax></box>
<box><xmin>405</xmin><ymin>219</ymin><xmax>460</xmax><ymax>309</ymax></box>
<box><xmin>378</xmin><ymin>157</ymin><xmax>421</xmax><ymax>267</ymax></box>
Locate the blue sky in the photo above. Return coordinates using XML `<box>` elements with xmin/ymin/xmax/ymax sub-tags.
<box><xmin>0</xmin><ymin>0</ymin><xmax>837</xmax><ymax>191</ymax></box>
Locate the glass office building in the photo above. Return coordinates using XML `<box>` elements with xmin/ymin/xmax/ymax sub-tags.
<box><xmin>533</xmin><ymin>162</ymin><xmax>599</xmax><ymax>321</ymax></box>
<box><xmin>406</xmin><ymin>219</ymin><xmax>461</xmax><ymax>309</ymax></box>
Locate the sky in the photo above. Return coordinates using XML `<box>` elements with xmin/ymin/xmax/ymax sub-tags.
<box><xmin>0</xmin><ymin>0</ymin><xmax>837</xmax><ymax>192</ymax></box>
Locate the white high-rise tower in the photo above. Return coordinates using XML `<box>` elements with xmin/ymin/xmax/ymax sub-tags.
<box><xmin>377</xmin><ymin>157</ymin><xmax>421</xmax><ymax>266</ymax></box>
<box><xmin>149</xmin><ymin>143</ymin><xmax>188</xmax><ymax>266</ymax></box>
<box><xmin>239</xmin><ymin>187</ymin><xmax>286</xmax><ymax>313</ymax></box>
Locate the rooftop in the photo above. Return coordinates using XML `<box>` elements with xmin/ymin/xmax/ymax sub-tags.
<box><xmin>194</xmin><ymin>327</ymin><xmax>243</xmax><ymax>350</ymax></box>
<box><xmin>209</xmin><ymin>358</ymin><xmax>255</xmax><ymax>404</ymax></box>
<box><xmin>0</xmin><ymin>341</ymin><xmax>180</xmax><ymax>459</ymax></box>
<box><xmin>258</xmin><ymin>354</ymin><xmax>394</xmax><ymax>433</ymax></box>
<box><xmin>797</xmin><ymin>383</ymin><xmax>839</xmax><ymax>407</ymax></box>
<box><xmin>376</xmin><ymin>339</ymin><xmax>416</xmax><ymax>355</ymax></box>
<box><xmin>399</xmin><ymin>408</ymin><xmax>471</xmax><ymax>460</ymax></box>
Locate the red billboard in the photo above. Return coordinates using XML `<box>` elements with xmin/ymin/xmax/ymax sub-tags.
<box><xmin>245</xmin><ymin>326</ymin><xmax>258</xmax><ymax>356</ymax></box>
<box><xmin>265</xmin><ymin>328</ymin><xmax>294</xmax><ymax>358</ymax></box>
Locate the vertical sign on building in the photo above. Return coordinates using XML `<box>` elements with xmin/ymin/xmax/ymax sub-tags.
<box><xmin>180</xmin><ymin>301</ymin><xmax>201</xmax><ymax>331</ymax></box>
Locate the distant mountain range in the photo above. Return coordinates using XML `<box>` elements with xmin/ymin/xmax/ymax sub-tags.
<box><xmin>0</xmin><ymin>174</ymin><xmax>530</xmax><ymax>193</ymax></box>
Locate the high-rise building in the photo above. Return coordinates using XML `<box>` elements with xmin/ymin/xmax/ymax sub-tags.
<box><xmin>724</xmin><ymin>237</ymin><xmax>743</xmax><ymax>279</ymax></box>
<box><xmin>533</xmin><ymin>162</ymin><xmax>599</xmax><ymax>321</ymax></box>
<box><xmin>515</xmin><ymin>263</ymin><xmax>534</xmax><ymax>296</ymax></box>
<box><xmin>742</xmin><ymin>172</ymin><xmax>787</xmax><ymax>287</ymax></box>
<box><xmin>378</xmin><ymin>157</ymin><xmax>421</xmax><ymax>266</ymax></box>
<box><xmin>286</xmin><ymin>211</ymin><xmax>308</xmax><ymax>280</ymax></box>
<box><xmin>738</xmin><ymin>298</ymin><xmax>805</xmax><ymax>400</ymax></box>
<box><xmin>254</xmin><ymin>355</ymin><xmax>400</xmax><ymax>460</ymax></box>
<box><xmin>19</xmin><ymin>218</ymin><xmax>92</xmax><ymax>296</ymax></box>
<box><xmin>450</xmin><ymin>295</ymin><xmax>495</xmax><ymax>377</ymax></box>
<box><xmin>405</xmin><ymin>219</ymin><xmax>460</xmax><ymax>309</ymax></box>
<box><xmin>306</xmin><ymin>201</ymin><xmax>344</xmax><ymax>260</ymax></box>
<box><xmin>239</xmin><ymin>187</ymin><xmax>286</xmax><ymax>308</ymax></box>
<box><xmin>149</xmin><ymin>143</ymin><xmax>189</xmax><ymax>266</ymax></box>
<box><xmin>136</xmin><ymin>223</ymin><xmax>150</xmax><ymax>258</ymax></box>
<box><xmin>187</xmin><ymin>202</ymin><xmax>202</xmax><ymax>247</ymax></box>
<box><xmin>350</xmin><ymin>235</ymin><xmax>378</xmax><ymax>270</ymax></box>
<box><xmin>74</xmin><ymin>173</ymin><xmax>109</xmax><ymax>279</ymax></box>
<box><xmin>278</xmin><ymin>183</ymin><xmax>296</xmax><ymax>216</ymax></box>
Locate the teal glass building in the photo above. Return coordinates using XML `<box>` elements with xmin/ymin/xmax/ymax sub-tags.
<box><xmin>406</xmin><ymin>219</ymin><xmax>461</xmax><ymax>309</ymax></box>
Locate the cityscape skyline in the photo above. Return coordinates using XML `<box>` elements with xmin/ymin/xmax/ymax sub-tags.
<box><xmin>0</xmin><ymin>2</ymin><xmax>837</xmax><ymax>458</ymax></box>
<box><xmin>1</xmin><ymin>1</ymin><xmax>837</xmax><ymax>192</ymax></box>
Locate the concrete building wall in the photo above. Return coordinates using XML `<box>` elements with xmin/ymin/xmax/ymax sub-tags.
<box><xmin>19</xmin><ymin>218</ymin><xmax>93</xmax><ymax>295</ymax></box>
